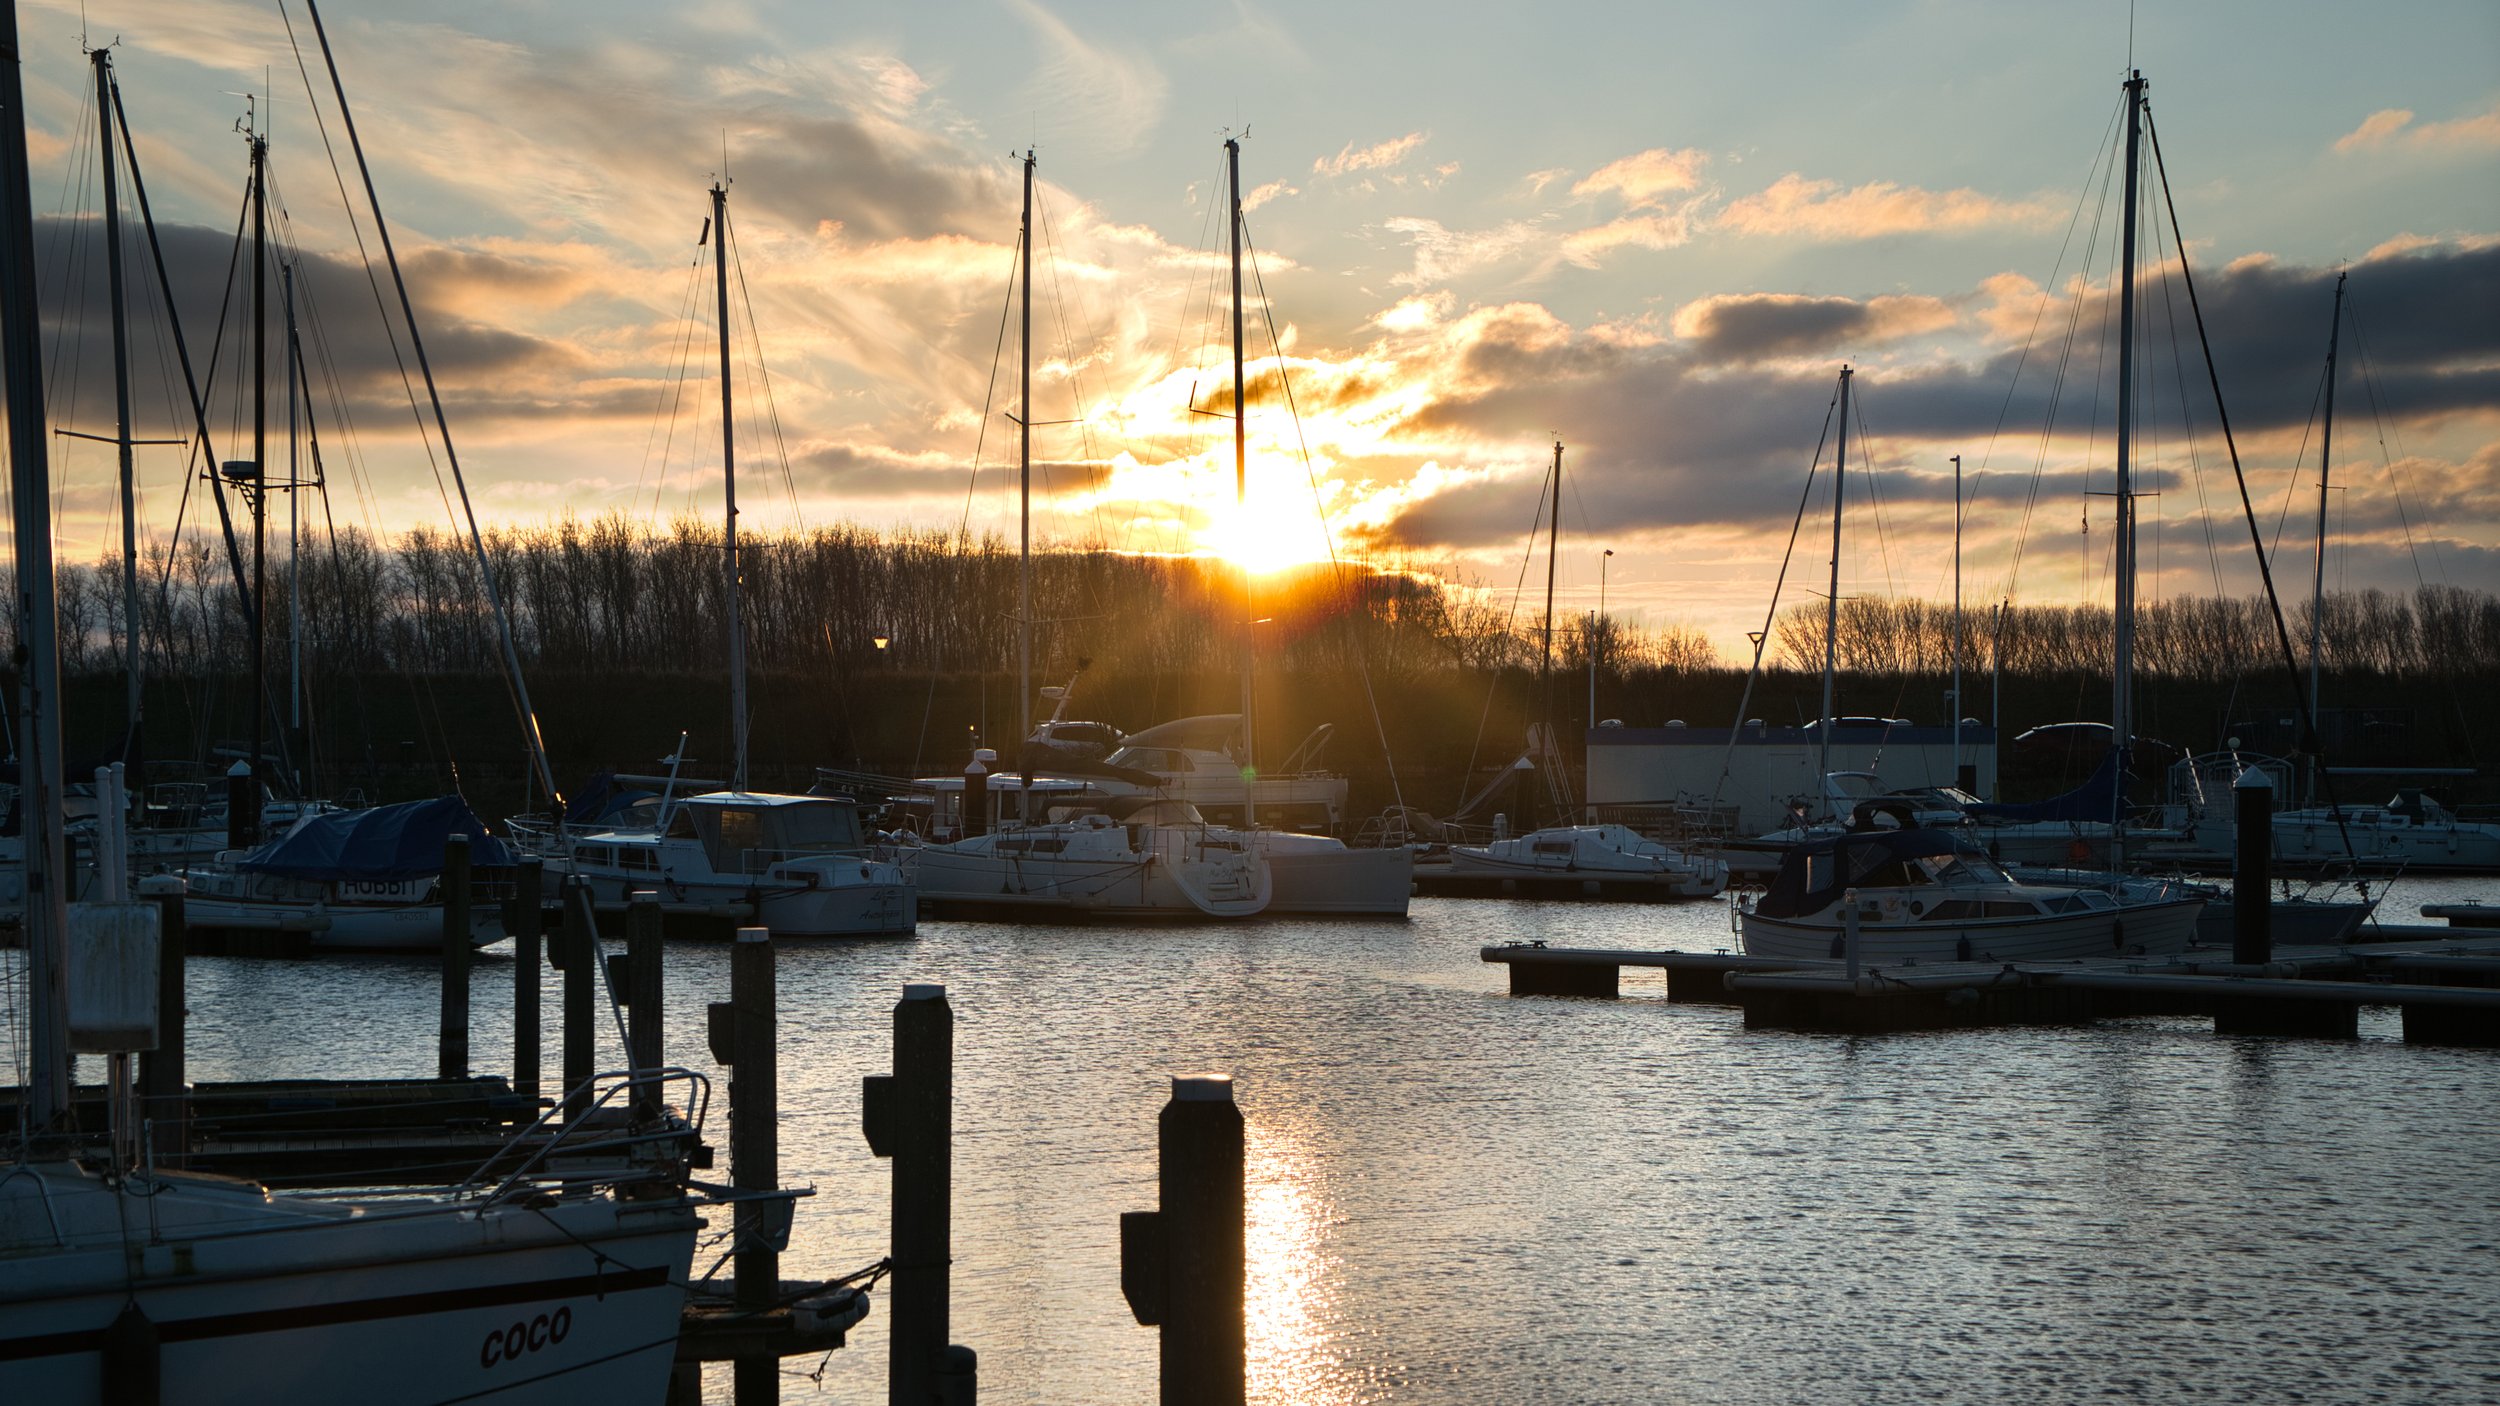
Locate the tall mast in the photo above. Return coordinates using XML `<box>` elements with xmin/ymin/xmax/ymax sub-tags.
<box><xmin>5</xmin><ymin>0</ymin><xmax>73</xmax><ymax>1129</ymax></box>
<box><xmin>2112</xmin><ymin>70</ymin><xmax>2146</xmax><ymax>852</ymax></box>
<box><xmin>712</xmin><ymin>179</ymin><xmax>746</xmax><ymax>791</ymax></box>
<box><xmin>96</xmin><ymin>49</ymin><xmax>143</xmax><ymax>795</ymax></box>
<box><xmin>2308</xmin><ymin>270</ymin><xmax>2346</xmax><ymax>733</ymax></box>
<box><xmin>286</xmin><ymin>259</ymin><xmax>303</xmax><ymax>791</ymax></box>
<box><xmin>248</xmin><ymin>122</ymin><xmax>268</xmax><ymax>830</ymax></box>
<box><xmin>1951</xmin><ymin>452</ymin><xmax>1963</xmax><ymax>784</ymax></box>
<box><xmin>1818</xmin><ymin>366</ymin><xmax>1851</xmax><ymax>801</ymax></box>
<box><xmin>1228</xmin><ymin>136</ymin><xmax>1256</xmax><ymax>828</ymax></box>
<box><xmin>1539</xmin><ymin>439</ymin><xmax>1562</xmax><ymax>818</ymax></box>
<box><xmin>1018</xmin><ymin>149</ymin><xmax>1034</xmax><ymax>806</ymax></box>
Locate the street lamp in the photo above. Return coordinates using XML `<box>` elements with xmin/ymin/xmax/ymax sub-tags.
<box><xmin>872</xmin><ymin>630</ymin><xmax>891</xmax><ymax>653</ymax></box>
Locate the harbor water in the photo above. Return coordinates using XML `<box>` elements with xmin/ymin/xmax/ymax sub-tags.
<box><xmin>29</xmin><ymin>876</ymin><xmax>2500</xmax><ymax>1403</ymax></box>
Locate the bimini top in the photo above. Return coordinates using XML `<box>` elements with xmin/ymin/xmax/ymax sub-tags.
<box><xmin>1754</xmin><ymin>827</ymin><xmax>1978</xmax><ymax>919</ymax></box>
<box><xmin>1116</xmin><ymin>714</ymin><xmax>1241</xmax><ymax>753</ymax></box>
<box><xmin>238</xmin><ymin>796</ymin><xmax>514</xmax><ymax>879</ymax></box>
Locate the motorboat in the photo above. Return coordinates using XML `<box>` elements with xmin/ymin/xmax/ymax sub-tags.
<box><xmin>1434</xmin><ymin>823</ymin><xmax>1728</xmax><ymax>900</ymax></box>
<box><xmin>177</xmin><ymin>796</ymin><xmax>512</xmax><ymax>953</ymax></box>
<box><xmin>2272</xmin><ymin>789</ymin><xmax>2500</xmax><ymax>874</ymax></box>
<box><xmin>898</xmin><ymin>773</ymin><xmax>1270</xmax><ymax>920</ymax></box>
<box><xmin>556</xmin><ymin>790</ymin><xmax>915</xmax><ymax>938</ymax></box>
<box><xmin>1737</xmin><ymin>827</ymin><xmax>2203</xmax><ymax>963</ymax></box>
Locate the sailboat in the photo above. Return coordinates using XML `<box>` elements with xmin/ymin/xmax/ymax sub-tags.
<box><xmin>1738</xmin><ymin>70</ymin><xmax>2201</xmax><ymax>963</ymax></box>
<box><xmin>1</xmin><ymin>32</ymin><xmax>701</xmax><ymax>1402</ymax></box>
<box><xmin>548</xmin><ymin>182</ymin><xmax>915</xmax><ymax>938</ymax></box>
<box><xmin>1442</xmin><ymin>439</ymin><xmax>1725</xmax><ymax>900</ymax></box>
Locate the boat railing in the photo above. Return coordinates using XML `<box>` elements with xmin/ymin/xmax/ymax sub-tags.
<box><xmin>454</xmin><ymin>1065</ymin><xmax>713</xmax><ymax>1204</ymax></box>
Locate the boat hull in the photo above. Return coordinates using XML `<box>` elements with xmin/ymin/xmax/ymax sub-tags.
<box><xmin>1741</xmin><ymin>896</ymin><xmax>2204</xmax><ymax>963</ymax></box>
<box><xmin>563</xmin><ymin>868</ymin><xmax>917</xmax><ymax>938</ymax></box>
<box><xmin>909</xmin><ymin>833</ymin><xmax>1269</xmax><ymax>920</ymax></box>
<box><xmin>0</xmin><ymin>1170</ymin><xmax>698</xmax><ymax>1406</ymax></box>
<box><xmin>1257</xmin><ymin>839</ymin><xmax>1413</xmax><ymax>917</ymax></box>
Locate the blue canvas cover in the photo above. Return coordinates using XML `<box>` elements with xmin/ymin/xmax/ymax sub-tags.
<box><xmin>237</xmin><ymin>796</ymin><xmax>513</xmax><ymax>879</ymax></box>
<box><xmin>1965</xmin><ymin>746</ymin><xmax>2127</xmax><ymax>825</ymax></box>
<box><xmin>1755</xmin><ymin>828</ymin><xmax>1973</xmax><ymax>918</ymax></box>
<box><xmin>564</xmin><ymin>770</ymin><xmax>655</xmax><ymax>825</ymax></box>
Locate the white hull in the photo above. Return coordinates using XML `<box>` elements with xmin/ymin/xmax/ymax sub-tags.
<box><xmin>1439</xmin><ymin>826</ymin><xmax>1728</xmax><ymax>899</ymax></box>
<box><xmin>1742</xmin><ymin>896</ymin><xmax>2204</xmax><ymax>963</ymax></box>
<box><xmin>563</xmin><ymin>867</ymin><xmax>917</xmax><ymax>938</ymax></box>
<box><xmin>2273</xmin><ymin>813</ymin><xmax>2500</xmax><ymax>873</ymax></box>
<box><xmin>910</xmin><ymin>826</ymin><xmax>1269</xmax><ymax>919</ymax></box>
<box><xmin>1</xmin><ymin>1164</ymin><xmax>698</xmax><ymax>1406</ymax></box>
<box><xmin>1259</xmin><ymin>839</ymin><xmax>1413</xmax><ymax>916</ymax></box>
<box><xmin>177</xmin><ymin>870</ymin><xmax>502</xmax><ymax>953</ymax></box>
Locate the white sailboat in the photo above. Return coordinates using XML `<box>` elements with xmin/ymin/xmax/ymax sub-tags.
<box><xmin>2</xmin><ymin>32</ymin><xmax>701</xmax><ymax>1401</ymax></box>
<box><xmin>545</xmin><ymin>182</ymin><xmax>914</xmax><ymax>938</ymax></box>
<box><xmin>901</xmin><ymin>152</ymin><xmax>1271</xmax><ymax>921</ymax></box>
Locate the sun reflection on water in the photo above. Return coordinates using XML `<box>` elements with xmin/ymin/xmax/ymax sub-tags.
<box><xmin>1245</xmin><ymin>1123</ymin><xmax>1359</xmax><ymax>1406</ymax></box>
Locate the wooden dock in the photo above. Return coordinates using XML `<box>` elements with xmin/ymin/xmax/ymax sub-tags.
<box><xmin>1481</xmin><ymin>931</ymin><xmax>2500</xmax><ymax>1046</ymax></box>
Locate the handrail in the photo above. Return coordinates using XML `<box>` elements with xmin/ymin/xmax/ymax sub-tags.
<box><xmin>457</xmin><ymin>1065</ymin><xmax>711</xmax><ymax>1203</ymax></box>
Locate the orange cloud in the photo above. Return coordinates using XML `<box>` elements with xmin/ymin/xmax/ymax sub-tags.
<box><xmin>1561</xmin><ymin>212</ymin><xmax>1694</xmax><ymax>266</ymax></box>
<box><xmin>1717</xmin><ymin>173</ymin><xmax>2059</xmax><ymax>239</ymax></box>
<box><xmin>1571</xmin><ymin>147</ymin><xmax>1708</xmax><ymax>208</ymax></box>
<box><xmin>2333</xmin><ymin>102</ymin><xmax>2500</xmax><ymax>153</ymax></box>
<box><xmin>1313</xmin><ymin>131</ymin><xmax>1429</xmax><ymax>178</ymax></box>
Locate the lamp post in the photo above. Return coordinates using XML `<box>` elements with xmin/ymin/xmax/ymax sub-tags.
<box><xmin>1590</xmin><ymin>548</ymin><xmax>1613</xmax><ymax>729</ymax></box>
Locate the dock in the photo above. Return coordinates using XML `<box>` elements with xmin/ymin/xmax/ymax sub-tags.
<box><xmin>1482</xmin><ymin>929</ymin><xmax>2500</xmax><ymax>1046</ymax></box>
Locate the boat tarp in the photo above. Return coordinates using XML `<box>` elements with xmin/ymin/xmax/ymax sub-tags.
<box><xmin>1755</xmin><ymin>828</ymin><xmax>1971</xmax><ymax>919</ymax></box>
<box><xmin>1965</xmin><ymin>746</ymin><xmax>2126</xmax><ymax>825</ymax></box>
<box><xmin>565</xmin><ymin>771</ymin><xmax>655</xmax><ymax>825</ymax></box>
<box><xmin>1117</xmin><ymin>714</ymin><xmax>1240</xmax><ymax>752</ymax></box>
<box><xmin>237</xmin><ymin>796</ymin><xmax>513</xmax><ymax>879</ymax></box>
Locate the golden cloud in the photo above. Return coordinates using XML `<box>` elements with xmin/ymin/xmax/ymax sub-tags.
<box><xmin>1716</xmin><ymin>173</ymin><xmax>2059</xmax><ymax>239</ymax></box>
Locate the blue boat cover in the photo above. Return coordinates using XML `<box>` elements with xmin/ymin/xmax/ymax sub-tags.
<box><xmin>1965</xmin><ymin>746</ymin><xmax>2127</xmax><ymax>825</ymax></box>
<box><xmin>565</xmin><ymin>771</ymin><xmax>655</xmax><ymax>825</ymax></box>
<box><xmin>237</xmin><ymin>796</ymin><xmax>513</xmax><ymax>879</ymax></box>
<box><xmin>1754</xmin><ymin>828</ymin><xmax>1976</xmax><ymax>919</ymax></box>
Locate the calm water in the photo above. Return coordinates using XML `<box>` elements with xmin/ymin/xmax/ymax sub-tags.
<box><xmin>30</xmin><ymin>877</ymin><xmax>2500</xmax><ymax>1403</ymax></box>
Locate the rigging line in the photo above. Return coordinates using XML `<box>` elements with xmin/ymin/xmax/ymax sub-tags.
<box><xmin>637</xmin><ymin>235</ymin><xmax>709</xmax><ymax>525</ymax></box>
<box><xmin>1451</xmin><ymin>442</ymin><xmax>1556</xmax><ymax>814</ymax></box>
<box><xmin>41</xmin><ymin>83</ymin><xmax>100</xmax><ymax>547</ymax></box>
<box><xmin>1033</xmin><ymin>180</ymin><xmax>1119</xmax><ymax>562</ymax></box>
<box><xmin>1709</xmin><ymin>374</ymin><xmax>1840</xmax><ymax>814</ymax></box>
<box><xmin>1242</xmin><ymin>223</ymin><xmax>1406</xmax><ymax>810</ymax></box>
<box><xmin>722</xmin><ymin>206</ymin><xmax>805</xmax><ymax>533</ymax></box>
<box><xmin>2144</xmin><ymin>212</ymin><xmax>2232</xmax><ymax>607</ymax></box>
<box><xmin>2343</xmin><ymin>293</ymin><xmax>2439</xmax><ymax>591</ymax></box>
<box><xmin>2141</xmin><ymin>99</ymin><xmax>2355</xmax><ymax>846</ymax></box>
<box><xmin>299</xmin><ymin>0</ymin><xmax>559</xmax><ymax>804</ymax></box>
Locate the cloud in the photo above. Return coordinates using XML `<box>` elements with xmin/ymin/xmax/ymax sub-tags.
<box><xmin>1313</xmin><ymin>131</ymin><xmax>1429</xmax><ymax>178</ymax></box>
<box><xmin>1571</xmin><ymin>148</ymin><xmax>1708</xmax><ymax>208</ymax></box>
<box><xmin>1672</xmin><ymin>292</ymin><xmax>1958</xmax><ymax>362</ymax></box>
<box><xmin>2333</xmin><ymin>102</ymin><xmax>2500</xmax><ymax>153</ymax></box>
<box><xmin>1716</xmin><ymin>173</ymin><xmax>2060</xmax><ymax>240</ymax></box>
<box><xmin>1244</xmin><ymin>180</ymin><xmax>1298</xmax><ymax>212</ymax></box>
<box><xmin>1001</xmin><ymin>0</ymin><xmax>1170</xmax><ymax>159</ymax></box>
<box><xmin>1560</xmin><ymin>212</ymin><xmax>1696</xmax><ymax>266</ymax></box>
<box><xmin>1383</xmin><ymin>215</ymin><xmax>1549</xmax><ymax>289</ymax></box>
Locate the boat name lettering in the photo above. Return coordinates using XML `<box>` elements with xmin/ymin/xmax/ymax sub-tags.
<box><xmin>479</xmin><ymin>1306</ymin><xmax>571</xmax><ymax>1368</ymax></box>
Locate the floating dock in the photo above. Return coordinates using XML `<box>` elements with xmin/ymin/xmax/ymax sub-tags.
<box><xmin>1482</xmin><ymin>930</ymin><xmax>2500</xmax><ymax>1046</ymax></box>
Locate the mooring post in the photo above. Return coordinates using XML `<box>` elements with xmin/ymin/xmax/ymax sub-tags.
<box><xmin>561</xmin><ymin>877</ymin><xmax>597</xmax><ymax>1122</ymax></box>
<box><xmin>730</xmin><ymin>927</ymin><xmax>779</xmax><ymax>1406</ymax></box>
<box><xmin>137</xmin><ymin>874</ymin><xmax>186</xmax><ymax>1165</ymax></box>
<box><xmin>1842</xmin><ymin>888</ymin><xmax>1863</xmax><ymax>982</ymax></box>
<box><xmin>863</xmin><ymin>984</ymin><xmax>976</xmax><ymax>1404</ymax></box>
<box><xmin>1120</xmin><ymin>1075</ymin><xmax>1246</xmax><ymax>1406</ymax></box>
<box><xmin>438</xmin><ymin>834</ymin><xmax>473</xmax><ymax>1081</ymax></box>
<box><xmin>512</xmin><ymin>856</ymin><xmax>542</xmax><ymax>1103</ymax></box>
<box><xmin>2233</xmin><ymin>768</ymin><xmax>2274</xmax><ymax>965</ymax></box>
<box><xmin>627</xmin><ymin>890</ymin><xmax>664</xmax><ymax>1118</ymax></box>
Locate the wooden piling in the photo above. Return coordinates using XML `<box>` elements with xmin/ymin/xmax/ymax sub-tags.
<box><xmin>437</xmin><ymin>834</ymin><xmax>472</xmax><ymax>1081</ymax></box>
<box><xmin>511</xmin><ymin>857</ymin><xmax>542</xmax><ymax>1103</ymax></box>
<box><xmin>730</xmin><ymin>927</ymin><xmax>778</xmax><ymax>1406</ymax></box>
<box><xmin>628</xmin><ymin>891</ymin><xmax>663</xmax><ymax>1118</ymax></box>
<box><xmin>862</xmin><ymin>984</ymin><xmax>964</xmax><ymax>1405</ymax></box>
<box><xmin>561</xmin><ymin>877</ymin><xmax>596</xmax><ymax>1122</ymax></box>
<box><xmin>2233</xmin><ymin>769</ymin><xmax>2274</xmax><ymax>965</ymax></box>
<box><xmin>137</xmin><ymin>874</ymin><xmax>185</xmax><ymax>1164</ymax></box>
<box><xmin>1120</xmin><ymin>1075</ymin><xmax>1245</xmax><ymax>1406</ymax></box>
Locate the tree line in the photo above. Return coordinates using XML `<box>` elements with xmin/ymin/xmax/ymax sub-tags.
<box><xmin>26</xmin><ymin>516</ymin><xmax>2500</xmax><ymax>688</ymax></box>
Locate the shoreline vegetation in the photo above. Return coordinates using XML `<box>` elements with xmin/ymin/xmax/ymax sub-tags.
<box><xmin>16</xmin><ymin>519</ymin><xmax>2499</xmax><ymax>825</ymax></box>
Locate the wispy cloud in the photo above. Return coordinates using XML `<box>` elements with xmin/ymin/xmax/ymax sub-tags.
<box><xmin>1560</xmin><ymin>212</ymin><xmax>1696</xmax><ymax>266</ymax></box>
<box><xmin>1383</xmin><ymin>215</ymin><xmax>1548</xmax><ymax>289</ymax></box>
<box><xmin>2333</xmin><ymin>101</ymin><xmax>2500</xmax><ymax>153</ymax></box>
<box><xmin>1715</xmin><ymin>173</ymin><xmax>2060</xmax><ymax>239</ymax></box>
<box><xmin>1313</xmin><ymin>130</ymin><xmax>1429</xmax><ymax>178</ymax></box>
<box><xmin>1571</xmin><ymin>147</ymin><xmax>1709</xmax><ymax>208</ymax></box>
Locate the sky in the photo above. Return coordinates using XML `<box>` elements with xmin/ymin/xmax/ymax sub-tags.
<box><xmin>13</xmin><ymin>0</ymin><xmax>2499</xmax><ymax>663</ymax></box>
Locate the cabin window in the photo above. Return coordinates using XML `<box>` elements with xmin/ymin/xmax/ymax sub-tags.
<box><xmin>620</xmin><ymin>846</ymin><xmax>658</xmax><ymax>872</ymax></box>
<box><xmin>717</xmin><ymin>808</ymin><xmax>763</xmax><ymax>868</ymax></box>
<box><xmin>1532</xmin><ymin>840</ymin><xmax>1573</xmax><ymax>855</ymax></box>
<box><xmin>578</xmin><ymin>844</ymin><xmax>614</xmax><ymax>866</ymax></box>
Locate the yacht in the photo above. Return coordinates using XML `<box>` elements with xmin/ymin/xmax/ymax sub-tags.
<box><xmin>558</xmin><ymin>789</ymin><xmax>915</xmax><ymax>938</ymax></box>
<box><xmin>1438</xmin><ymin>822</ymin><xmax>1727</xmax><ymax>900</ymax></box>
<box><xmin>1737</xmin><ymin>827</ymin><xmax>2203</xmax><ymax>963</ymax></box>
<box><xmin>176</xmin><ymin>796</ymin><xmax>510</xmax><ymax>953</ymax></box>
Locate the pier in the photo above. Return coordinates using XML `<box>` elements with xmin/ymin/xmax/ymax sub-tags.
<box><xmin>1484</xmin><ymin>929</ymin><xmax>2500</xmax><ymax>1046</ymax></box>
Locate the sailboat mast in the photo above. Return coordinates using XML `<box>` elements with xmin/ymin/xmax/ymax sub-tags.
<box><xmin>2110</xmin><ymin>71</ymin><xmax>2146</xmax><ymax>859</ymax></box>
<box><xmin>5</xmin><ymin>0</ymin><xmax>74</xmax><ymax>1128</ymax></box>
<box><xmin>1951</xmin><ymin>453</ymin><xmax>1962</xmax><ymax>783</ymax></box>
<box><xmin>1019</xmin><ymin>150</ymin><xmax>1034</xmax><ymax>797</ymax></box>
<box><xmin>250</xmin><ymin>127</ymin><xmax>269</xmax><ymax>825</ymax></box>
<box><xmin>1228</xmin><ymin>136</ymin><xmax>1256</xmax><ymax>827</ymax></box>
<box><xmin>287</xmin><ymin>260</ymin><xmax>303</xmax><ymax>781</ymax></box>
<box><xmin>712</xmin><ymin>180</ymin><xmax>747</xmax><ymax>792</ymax></box>
<box><xmin>96</xmin><ymin>49</ymin><xmax>143</xmax><ymax>786</ymax></box>
<box><xmin>1818</xmin><ymin>366</ymin><xmax>1850</xmax><ymax>798</ymax></box>
<box><xmin>2308</xmin><ymin>270</ymin><xmax>2346</xmax><ymax>731</ymax></box>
